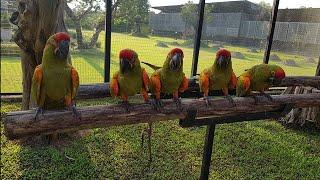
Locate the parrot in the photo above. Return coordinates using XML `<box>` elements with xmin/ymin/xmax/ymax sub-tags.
<box><xmin>199</xmin><ymin>49</ymin><xmax>237</xmax><ymax>106</ymax></box>
<box><xmin>31</xmin><ymin>32</ymin><xmax>80</xmax><ymax>121</ymax></box>
<box><xmin>110</xmin><ymin>49</ymin><xmax>152</xmax><ymax>164</ymax></box>
<box><xmin>236</xmin><ymin>64</ymin><xmax>286</xmax><ymax>101</ymax></box>
<box><xmin>110</xmin><ymin>48</ymin><xmax>150</xmax><ymax>111</ymax></box>
<box><xmin>140</xmin><ymin>48</ymin><xmax>188</xmax><ymax>165</ymax></box>
<box><xmin>142</xmin><ymin>48</ymin><xmax>189</xmax><ymax>109</ymax></box>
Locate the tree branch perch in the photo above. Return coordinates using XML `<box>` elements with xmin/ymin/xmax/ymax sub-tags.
<box><xmin>4</xmin><ymin>93</ymin><xmax>320</xmax><ymax>140</ymax></box>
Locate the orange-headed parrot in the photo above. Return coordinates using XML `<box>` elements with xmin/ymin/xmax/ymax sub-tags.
<box><xmin>110</xmin><ymin>49</ymin><xmax>150</xmax><ymax>111</ymax></box>
<box><xmin>31</xmin><ymin>32</ymin><xmax>80</xmax><ymax>121</ymax></box>
<box><xmin>142</xmin><ymin>48</ymin><xmax>189</xmax><ymax>110</ymax></box>
<box><xmin>236</xmin><ymin>64</ymin><xmax>285</xmax><ymax>101</ymax></box>
<box><xmin>199</xmin><ymin>49</ymin><xmax>237</xmax><ymax>106</ymax></box>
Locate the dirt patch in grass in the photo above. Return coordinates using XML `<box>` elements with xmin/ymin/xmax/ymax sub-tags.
<box><xmin>306</xmin><ymin>57</ymin><xmax>316</xmax><ymax>63</ymax></box>
<box><xmin>283</xmin><ymin>59</ymin><xmax>298</xmax><ymax>67</ymax></box>
<box><xmin>270</xmin><ymin>54</ymin><xmax>281</xmax><ymax>62</ymax></box>
<box><xmin>155</xmin><ymin>42</ymin><xmax>169</xmax><ymax>48</ymax></box>
<box><xmin>232</xmin><ymin>52</ymin><xmax>245</xmax><ymax>59</ymax></box>
<box><xmin>248</xmin><ymin>48</ymin><xmax>258</xmax><ymax>53</ymax></box>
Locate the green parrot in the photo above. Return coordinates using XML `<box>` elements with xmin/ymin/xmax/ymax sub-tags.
<box><xmin>140</xmin><ymin>48</ymin><xmax>188</xmax><ymax>164</ymax></box>
<box><xmin>142</xmin><ymin>48</ymin><xmax>189</xmax><ymax>109</ymax></box>
<box><xmin>31</xmin><ymin>32</ymin><xmax>80</xmax><ymax>120</ymax></box>
<box><xmin>236</xmin><ymin>64</ymin><xmax>286</xmax><ymax>100</ymax></box>
<box><xmin>199</xmin><ymin>49</ymin><xmax>237</xmax><ymax>106</ymax></box>
<box><xmin>110</xmin><ymin>48</ymin><xmax>150</xmax><ymax>111</ymax></box>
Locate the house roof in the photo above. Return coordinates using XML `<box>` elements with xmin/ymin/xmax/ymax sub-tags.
<box><xmin>152</xmin><ymin>0</ymin><xmax>260</xmax><ymax>14</ymax></box>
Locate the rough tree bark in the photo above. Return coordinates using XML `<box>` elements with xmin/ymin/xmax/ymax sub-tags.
<box><xmin>88</xmin><ymin>0</ymin><xmax>120</xmax><ymax>48</ymax></box>
<box><xmin>280</xmin><ymin>57</ymin><xmax>320</xmax><ymax>128</ymax></box>
<box><xmin>4</xmin><ymin>93</ymin><xmax>320</xmax><ymax>139</ymax></box>
<box><xmin>64</xmin><ymin>2</ymin><xmax>92</xmax><ymax>49</ymax></box>
<box><xmin>11</xmin><ymin>0</ymin><xmax>68</xmax><ymax>110</ymax></box>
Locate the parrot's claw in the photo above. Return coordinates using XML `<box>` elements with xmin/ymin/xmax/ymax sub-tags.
<box><xmin>202</xmin><ymin>96</ymin><xmax>211</xmax><ymax>107</ymax></box>
<box><xmin>259</xmin><ymin>92</ymin><xmax>273</xmax><ymax>102</ymax></box>
<box><xmin>119</xmin><ymin>101</ymin><xmax>132</xmax><ymax>112</ymax></box>
<box><xmin>34</xmin><ymin>107</ymin><xmax>44</xmax><ymax>121</ymax></box>
<box><xmin>250</xmin><ymin>95</ymin><xmax>260</xmax><ymax>104</ymax></box>
<box><xmin>151</xmin><ymin>99</ymin><xmax>163</xmax><ymax>111</ymax></box>
<box><xmin>173</xmin><ymin>98</ymin><xmax>183</xmax><ymax>111</ymax></box>
<box><xmin>71</xmin><ymin>105</ymin><xmax>81</xmax><ymax>121</ymax></box>
<box><xmin>225</xmin><ymin>95</ymin><xmax>236</xmax><ymax>106</ymax></box>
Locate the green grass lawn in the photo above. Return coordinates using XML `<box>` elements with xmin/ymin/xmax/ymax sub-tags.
<box><xmin>1</xmin><ymin>32</ymin><xmax>319</xmax><ymax>178</ymax></box>
<box><xmin>1</xmin><ymin>99</ymin><xmax>320</xmax><ymax>179</ymax></box>
<box><xmin>1</xmin><ymin>31</ymin><xmax>318</xmax><ymax>93</ymax></box>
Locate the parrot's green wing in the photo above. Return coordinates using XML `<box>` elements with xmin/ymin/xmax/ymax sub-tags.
<box><xmin>31</xmin><ymin>65</ymin><xmax>45</xmax><ymax>107</ymax></box>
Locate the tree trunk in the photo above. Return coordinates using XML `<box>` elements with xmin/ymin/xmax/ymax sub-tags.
<box><xmin>74</xmin><ymin>20</ymin><xmax>86</xmax><ymax>49</ymax></box>
<box><xmin>280</xmin><ymin>57</ymin><xmax>320</xmax><ymax>128</ymax></box>
<box><xmin>88</xmin><ymin>19</ymin><xmax>104</xmax><ymax>48</ymax></box>
<box><xmin>11</xmin><ymin>0</ymin><xmax>67</xmax><ymax>110</ymax></box>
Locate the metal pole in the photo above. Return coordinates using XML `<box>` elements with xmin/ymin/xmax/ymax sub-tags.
<box><xmin>191</xmin><ymin>0</ymin><xmax>206</xmax><ymax>77</ymax></box>
<box><xmin>200</xmin><ymin>124</ymin><xmax>216</xmax><ymax>180</ymax></box>
<box><xmin>263</xmin><ymin>0</ymin><xmax>280</xmax><ymax>64</ymax></box>
<box><xmin>104</xmin><ymin>0</ymin><xmax>112</xmax><ymax>82</ymax></box>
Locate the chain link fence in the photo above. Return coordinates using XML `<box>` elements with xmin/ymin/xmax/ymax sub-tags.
<box><xmin>1</xmin><ymin>0</ymin><xmax>319</xmax><ymax>93</ymax></box>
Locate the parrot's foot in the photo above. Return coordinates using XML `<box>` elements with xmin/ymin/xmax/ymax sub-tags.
<box><xmin>259</xmin><ymin>92</ymin><xmax>273</xmax><ymax>101</ymax></box>
<box><xmin>202</xmin><ymin>96</ymin><xmax>211</xmax><ymax>107</ymax></box>
<box><xmin>173</xmin><ymin>97</ymin><xmax>183</xmax><ymax>111</ymax></box>
<box><xmin>225</xmin><ymin>95</ymin><xmax>236</xmax><ymax>106</ymax></box>
<box><xmin>250</xmin><ymin>95</ymin><xmax>260</xmax><ymax>104</ymax></box>
<box><xmin>151</xmin><ymin>99</ymin><xmax>163</xmax><ymax>111</ymax></box>
<box><xmin>119</xmin><ymin>101</ymin><xmax>132</xmax><ymax>112</ymax></box>
<box><xmin>34</xmin><ymin>107</ymin><xmax>44</xmax><ymax>121</ymax></box>
<box><xmin>71</xmin><ymin>105</ymin><xmax>81</xmax><ymax>121</ymax></box>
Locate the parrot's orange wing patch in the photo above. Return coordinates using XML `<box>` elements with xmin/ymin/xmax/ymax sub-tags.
<box><xmin>141</xmin><ymin>68</ymin><xmax>150</xmax><ymax>91</ymax></box>
<box><xmin>110</xmin><ymin>72</ymin><xmax>120</xmax><ymax>97</ymax></box>
<box><xmin>179</xmin><ymin>76</ymin><xmax>189</xmax><ymax>93</ymax></box>
<box><xmin>229</xmin><ymin>71</ymin><xmax>237</xmax><ymax>89</ymax></box>
<box><xmin>241</xmin><ymin>76</ymin><xmax>251</xmax><ymax>92</ymax></box>
<box><xmin>199</xmin><ymin>72</ymin><xmax>210</xmax><ymax>96</ymax></box>
<box><xmin>70</xmin><ymin>67</ymin><xmax>79</xmax><ymax>99</ymax></box>
<box><xmin>31</xmin><ymin>65</ymin><xmax>43</xmax><ymax>106</ymax></box>
<box><xmin>150</xmin><ymin>73</ymin><xmax>161</xmax><ymax>100</ymax></box>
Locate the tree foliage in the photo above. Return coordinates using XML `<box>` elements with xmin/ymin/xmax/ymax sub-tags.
<box><xmin>180</xmin><ymin>1</ymin><xmax>213</xmax><ymax>31</ymax></box>
<box><xmin>65</xmin><ymin>0</ymin><xmax>149</xmax><ymax>48</ymax></box>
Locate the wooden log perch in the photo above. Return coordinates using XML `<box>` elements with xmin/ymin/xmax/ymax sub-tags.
<box><xmin>1</xmin><ymin>76</ymin><xmax>319</xmax><ymax>101</ymax></box>
<box><xmin>4</xmin><ymin>93</ymin><xmax>320</xmax><ymax>140</ymax></box>
<box><xmin>74</xmin><ymin>76</ymin><xmax>320</xmax><ymax>99</ymax></box>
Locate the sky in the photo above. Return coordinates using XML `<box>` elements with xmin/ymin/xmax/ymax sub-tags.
<box><xmin>149</xmin><ymin>0</ymin><xmax>320</xmax><ymax>9</ymax></box>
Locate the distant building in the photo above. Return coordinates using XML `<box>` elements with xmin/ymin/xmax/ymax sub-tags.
<box><xmin>149</xmin><ymin>0</ymin><xmax>320</xmax><ymax>47</ymax></box>
<box><xmin>1</xmin><ymin>0</ymin><xmax>17</xmax><ymax>41</ymax></box>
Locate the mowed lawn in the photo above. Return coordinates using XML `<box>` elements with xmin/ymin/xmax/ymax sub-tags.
<box><xmin>1</xmin><ymin>31</ymin><xmax>318</xmax><ymax>93</ymax></box>
<box><xmin>1</xmin><ymin>99</ymin><xmax>320</xmax><ymax>179</ymax></box>
<box><xmin>1</xmin><ymin>32</ymin><xmax>320</xmax><ymax>179</ymax></box>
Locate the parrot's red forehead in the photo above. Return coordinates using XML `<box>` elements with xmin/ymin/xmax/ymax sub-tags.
<box><xmin>170</xmin><ymin>48</ymin><xmax>184</xmax><ymax>57</ymax></box>
<box><xmin>119</xmin><ymin>49</ymin><xmax>135</xmax><ymax>60</ymax></box>
<box><xmin>274</xmin><ymin>68</ymin><xmax>285</xmax><ymax>79</ymax></box>
<box><xmin>54</xmin><ymin>32</ymin><xmax>70</xmax><ymax>42</ymax></box>
<box><xmin>216</xmin><ymin>49</ymin><xmax>231</xmax><ymax>58</ymax></box>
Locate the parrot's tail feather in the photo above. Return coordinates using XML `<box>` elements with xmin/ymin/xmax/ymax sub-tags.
<box><xmin>141</xmin><ymin>61</ymin><xmax>161</xmax><ymax>71</ymax></box>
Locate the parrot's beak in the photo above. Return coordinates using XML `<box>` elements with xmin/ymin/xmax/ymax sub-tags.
<box><xmin>169</xmin><ymin>53</ymin><xmax>182</xmax><ymax>71</ymax></box>
<box><xmin>55</xmin><ymin>40</ymin><xmax>70</xmax><ymax>59</ymax></box>
<box><xmin>120</xmin><ymin>58</ymin><xmax>133</xmax><ymax>73</ymax></box>
<box><xmin>216</xmin><ymin>56</ymin><xmax>230</xmax><ymax>69</ymax></box>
